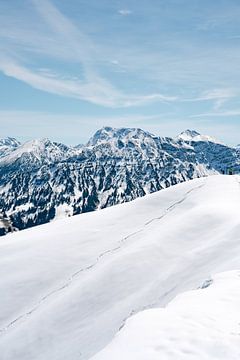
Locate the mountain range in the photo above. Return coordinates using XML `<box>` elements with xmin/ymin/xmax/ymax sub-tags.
<box><xmin>0</xmin><ymin>127</ymin><xmax>239</xmax><ymax>235</ymax></box>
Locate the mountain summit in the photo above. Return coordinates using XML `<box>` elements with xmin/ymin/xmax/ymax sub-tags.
<box><xmin>87</xmin><ymin>126</ymin><xmax>156</xmax><ymax>147</ymax></box>
<box><xmin>177</xmin><ymin>129</ymin><xmax>221</xmax><ymax>144</ymax></box>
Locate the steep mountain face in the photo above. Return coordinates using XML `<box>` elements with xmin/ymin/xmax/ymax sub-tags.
<box><xmin>0</xmin><ymin>127</ymin><xmax>239</xmax><ymax>235</ymax></box>
<box><xmin>0</xmin><ymin>138</ymin><xmax>74</xmax><ymax>167</ymax></box>
<box><xmin>0</xmin><ymin>137</ymin><xmax>21</xmax><ymax>158</ymax></box>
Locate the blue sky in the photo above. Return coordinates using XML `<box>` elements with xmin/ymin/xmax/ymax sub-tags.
<box><xmin>1</xmin><ymin>0</ymin><xmax>240</xmax><ymax>145</ymax></box>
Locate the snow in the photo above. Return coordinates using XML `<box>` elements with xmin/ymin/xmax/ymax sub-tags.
<box><xmin>54</xmin><ymin>204</ymin><xmax>73</xmax><ymax>220</ymax></box>
<box><xmin>177</xmin><ymin>129</ymin><xmax>222</xmax><ymax>144</ymax></box>
<box><xmin>0</xmin><ymin>137</ymin><xmax>20</xmax><ymax>158</ymax></box>
<box><xmin>10</xmin><ymin>203</ymin><xmax>34</xmax><ymax>214</ymax></box>
<box><xmin>91</xmin><ymin>270</ymin><xmax>240</xmax><ymax>360</ymax></box>
<box><xmin>87</xmin><ymin>126</ymin><xmax>156</xmax><ymax>148</ymax></box>
<box><xmin>0</xmin><ymin>175</ymin><xmax>240</xmax><ymax>360</ymax></box>
<box><xmin>1</xmin><ymin>139</ymin><xmax>49</xmax><ymax>163</ymax></box>
<box><xmin>1</xmin><ymin>127</ymin><xmax>238</xmax><ymax>233</ymax></box>
<box><xmin>0</xmin><ymin>137</ymin><xmax>20</xmax><ymax>148</ymax></box>
<box><xmin>0</xmin><ymin>138</ymin><xmax>73</xmax><ymax>165</ymax></box>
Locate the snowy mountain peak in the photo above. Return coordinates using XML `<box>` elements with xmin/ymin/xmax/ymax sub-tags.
<box><xmin>177</xmin><ymin>129</ymin><xmax>222</xmax><ymax>144</ymax></box>
<box><xmin>0</xmin><ymin>138</ymin><xmax>70</xmax><ymax>166</ymax></box>
<box><xmin>0</xmin><ymin>137</ymin><xmax>21</xmax><ymax>158</ymax></box>
<box><xmin>87</xmin><ymin>126</ymin><xmax>116</xmax><ymax>146</ymax></box>
<box><xmin>87</xmin><ymin>126</ymin><xmax>155</xmax><ymax>147</ymax></box>
<box><xmin>179</xmin><ymin>129</ymin><xmax>200</xmax><ymax>140</ymax></box>
<box><xmin>0</xmin><ymin>136</ymin><xmax>20</xmax><ymax>147</ymax></box>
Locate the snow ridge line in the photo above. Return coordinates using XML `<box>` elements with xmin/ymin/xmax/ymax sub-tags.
<box><xmin>117</xmin><ymin>284</ymin><xmax>178</xmax><ymax>334</ymax></box>
<box><xmin>0</xmin><ymin>180</ymin><xmax>206</xmax><ymax>336</ymax></box>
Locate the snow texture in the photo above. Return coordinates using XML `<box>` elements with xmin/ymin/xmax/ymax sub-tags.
<box><xmin>177</xmin><ymin>129</ymin><xmax>222</xmax><ymax>144</ymax></box>
<box><xmin>0</xmin><ymin>175</ymin><xmax>240</xmax><ymax>359</ymax></box>
<box><xmin>91</xmin><ymin>270</ymin><xmax>240</xmax><ymax>360</ymax></box>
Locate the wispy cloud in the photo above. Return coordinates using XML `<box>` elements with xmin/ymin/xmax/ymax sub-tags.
<box><xmin>183</xmin><ymin>88</ymin><xmax>237</xmax><ymax>110</ymax></box>
<box><xmin>0</xmin><ymin>56</ymin><xmax>177</xmax><ymax>107</ymax></box>
<box><xmin>0</xmin><ymin>57</ymin><xmax>120</xmax><ymax>107</ymax></box>
<box><xmin>200</xmin><ymin>89</ymin><xmax>236</xmax><ymax>110</ymax></box>
<box><xmin>1</xmin><ymin>0</ymin><xmax>240</xmax><ymax>115</ymax></box>
<box><xmin>191</xmin><ymin>109</ymin><xmax>240</xmax><ymax>118</ymax></box>
<box><xmin>197</xmin><ymin>88</ymin><xmax>235</xmax><ymax>101</ymax></box>
<box><xmin>0</xmin><ymin>0</ymin><xmax>174</xmax><ymax>108</ymax></box>
<box><xmin>118</xmin><ymin>9</ymin><xmax>132</xmax><ymax>16</ymax></box>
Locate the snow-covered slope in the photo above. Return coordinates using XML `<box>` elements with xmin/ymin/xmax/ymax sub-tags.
<box><xmin>92</xmin><ymin>270</ymin><xmax>240</xmax><ymax>360</ymax></box>
<box><xmin>1</xmin><ymin>175</ymin><xmax>240</xmax><ymax>360</ymax></box>
<box><xmin>0</xmin><ymin>138</ymin><xmax>72</xmax><ymax>166</ymax></box>
<box><xmin>177</xmin><ymin>129</ymin><xmax>222</xmax><ymax>144</ymax></box>
<box><xmin>0</xmin><ymin>137</ymin><xmax>20</xmax><ymax>158</ymax></box>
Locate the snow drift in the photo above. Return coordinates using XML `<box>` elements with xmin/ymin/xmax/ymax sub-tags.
<box><xmin>0</xmin><ymin>175</ymin><xmax>240</xmax><ymax>359</ymax></box>
<box><xmin>91</xmin><ymin>270</ymin><xmax>240</xmax><ymax>360</ymax></box>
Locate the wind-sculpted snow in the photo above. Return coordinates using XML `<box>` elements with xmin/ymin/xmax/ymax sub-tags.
<box><xmin>1</xmin><ymin>176</ymin><xmax>240</xmax><ymax>359</ymax></box>
<box><xmin>91</xmin><ymin>271</ymin><xmax>240</xmax><ymax>360</ymax></box>
<box><xmin>0</xmin><ymin>127</ymin><xmax>239</xmax><ymax>234</ymax></box>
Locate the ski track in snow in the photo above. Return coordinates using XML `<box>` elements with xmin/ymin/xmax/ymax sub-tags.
<box><xmin>0</xmin><ymin>181</ymin><xmax>206</xmax><ymax>336</ymax></box>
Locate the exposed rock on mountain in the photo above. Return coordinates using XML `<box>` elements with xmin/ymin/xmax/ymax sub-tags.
<box><xmin>0</xmin><ymin>127</ymin><xmax>239</xmax><ymax>234</ymax></box>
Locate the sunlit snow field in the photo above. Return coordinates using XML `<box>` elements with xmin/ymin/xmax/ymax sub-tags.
<box><xmin>0</xmin><ymin>175</ymin><xmax>240</xmax><ymax>359</ymax></box>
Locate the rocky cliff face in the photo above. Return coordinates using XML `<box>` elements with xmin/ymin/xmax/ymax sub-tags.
<box><xmin>0</xmin><ymin>137</ymin><xmax>21</xmax><ymax>158</ymax></box>
<box><xmin>0</xmin><ymin>127</ymin><xmax>239</xmax><ymax>235</ymax></box>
